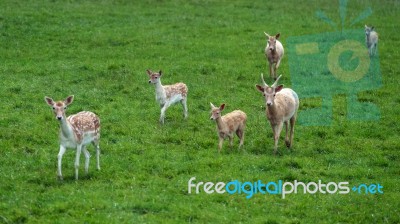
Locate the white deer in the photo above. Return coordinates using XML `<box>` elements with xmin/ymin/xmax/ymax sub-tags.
<box><xmin>147</xmin><ymin>69</ymin><xmax>188</xmax><ymax>124</ymax></box>
<box><xmin>265</xmin><ymin>32</ymin><xmax>284</xmax><ymax>80</ymax></box>
<box><xmin>255</xmin><ymin>74</ymin><xmax>299</xmax><ymax>155</ymax></box>
<box><xmin>365</xmin><ymin>25</ymin><xmax>378</xmax><ymax>57</ymax></box>
<box><xmin>45</xmin><ymin>95</ymin><xmax>100</xmax><ymax>180</ymax></box>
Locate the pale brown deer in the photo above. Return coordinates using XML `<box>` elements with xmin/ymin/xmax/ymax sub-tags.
<box><xmin>264</xmin><ymin>32</ymin><xmax>284</xmax><ymax>80</ymax></box>
<box><xmin>255</xmin><ymin>74</ymin><xmax>299</xmax><ymax>155</ymax></box>
<box><xmin>210</xmin><ymin>103</ymin><xmax>247</xmax><ymax>153</ymax></box>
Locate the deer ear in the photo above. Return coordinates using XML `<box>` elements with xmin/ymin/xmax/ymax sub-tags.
<box><xmin>210</xmin><ymin>102</ymin><xmax>216</xmax><ymax>108</ymax></box>
<box><xmin>65</xmin><ymin>95</ymin><xmax>74</xmax><ymax>106</ymax></box>
<box><xmin>45</xmin><ymin>96</ymin><xmax>54</xmax><ymax>106</ymax></box>
<box><xmin>371</xmin><ymin>26</ymin><xmax>375</xmax><ymax>30</ymax></box>
<box><xmin>219</xmin><ymin>104</ymin><xmax>225</xmax><ymax>111</ymax></box>
<box><xmin>146</xmin><ymin>69</ymin><xmax>152</xmax><ymax>76</ymax></box>
<box><xmin>275</xmin><ymin>85</ymin><xmax>284</xmax><ymax>92</ymax></box>
<box><xmin>365</xmin><ymin>24</ymin><xmax>367</xmax><ymax>28</ymax></box>
<box><xmin>275</xmin><ymin>33</ymin><xmax>281</xmax><ymax>39</ymax></box>
<box><xmin>159</xmin><ymin>70</ymin><xmax>162</xmax><ymax>76</ymax></box>
<box><xmin>256</xmin><ymin>85</ymin><xmax>264</xmax><ymax>93</ymax></box>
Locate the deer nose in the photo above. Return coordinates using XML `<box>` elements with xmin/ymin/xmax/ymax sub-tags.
<box><xmin>57</xmin><ymin>116</ymin><xmax>62</xmax><ymax>120</ymax></box>
<box><xmin>267</xmin><ymin>102</ymin><xmax>273</xmax><ymax>106</ymax></box>
<box><xmin>148</xmin><ymin>80</ymin><xmax>151</xmax><ymax>83</ymax></box>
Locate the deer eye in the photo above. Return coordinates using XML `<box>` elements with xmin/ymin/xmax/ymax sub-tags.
<box><xmin>64</xmin><ymin>107</ymin><xmax>67</xmax><ymax>109</ymax></box>
<box><xmin>273</xmin><ymin>94</ymin><xmax>276</xmax><ymax>97</ymax></box>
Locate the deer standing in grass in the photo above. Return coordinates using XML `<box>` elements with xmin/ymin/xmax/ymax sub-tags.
<box><xmin>365</xmin><ymin>25</ymin><xmax>378</xmax><ymax>57</ymax></box>
<box><xmin>210</xmin><ymin>103</ymin><xmax>247</xmax><ymax>153</ymax></box>
<box><xmin>147</xmin><ymin>69</ymin><xmax>188</xmax><ymax>124</ymax></box>
<box><xmin>45</xmin><ymin>95</ymin><xmax>100</xmax><ymax>180</ymax></box>
<box><xmin>265</xmin><ymin>32</ymin><xmax>284</xmax><ymax>80</ymax></box>
<box><xmin>255</xmin><ymin>74</ymin><xmax>299</xmax><ymax>155</ymax></box>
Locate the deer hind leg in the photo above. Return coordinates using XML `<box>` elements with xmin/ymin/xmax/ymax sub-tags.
<box><xmin>93</xmin><ymin>140</ymin><xmax>100</xmax><ymax>170</ymax></box>
<box><xmin>289</xmin><ymin>115</ymin><xmax>297</xmax><ymax>149</ymax></box>
<box><xmin>284</xmin><ymin>121</ymin><xmax>290</xmax><ymax>147</ymax></box>
<box><xmin>181</xmin><ymin>97</ymin><xmax>188</xmax><ymax>119</ymax></box>
<box><xmin>82</xmin><ymin>146</ymin><xmax>90</xmax><ymax>175</ymax></box>
<box><xmin>274</xmin><ymin>61</ymin><xmax>280</xmax><ymax>80</ymax></box>
<box><xmin>236</xmin><ymin>128</ymin><xmax>245</xmax><ymax>150</ymax></box>
<box><xmin>57</xmin><ymin>145</ymin><xmax>66</xmax><ymax>180</ymax></box>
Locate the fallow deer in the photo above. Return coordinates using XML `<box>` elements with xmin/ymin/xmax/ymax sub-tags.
<box><xmin>210</xmin><ymin>103</ymin><xmax>247</xmax><ymax>153</ymax></box>
<box><xmin>147</xmin><ymin>69</ymin><xmax>188</xmax><ymax>124</ymax></box>
<box><xmin>45</xmin><ymin>95</ymin><xmax>100</xmax><ymax>180</ymax></box>
<box><xmin>255</xmin><ymin>74</ymin><xmax>299</xmax><ymax>155</ymax></box>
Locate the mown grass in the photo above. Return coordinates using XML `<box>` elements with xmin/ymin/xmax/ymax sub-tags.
<box><xmin>0</xmin><ymin>0</ymin><xmax>399</xmax><ymax>223</ymax></box>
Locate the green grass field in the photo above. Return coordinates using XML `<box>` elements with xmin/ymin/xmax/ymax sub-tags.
<box><xmin>1</xmin><ymin>0</ymin><xmax>399</xmax><ymax>223</ymax></box>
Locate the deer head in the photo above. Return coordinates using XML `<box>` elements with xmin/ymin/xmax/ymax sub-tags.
<box><xmin>45</xmin><ymin>95</ymin><xmax>74</xmax><ymax>120</ymax></box>
<box><xmin>255</xmin><ymin>74</ymin><xmax>283</xmax><ymax>106</ymax></box>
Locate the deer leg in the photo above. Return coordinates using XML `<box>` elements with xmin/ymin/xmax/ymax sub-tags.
<box><xmin>284</xmin><ymin>121</ymin><xmax>290</xmax><ymax>147</ymax></box>
<box><xmin>273</xmin><ymin>123</ymin><xmax>283</xmax><ymax>155</ymax></box>
<box><xmin>57</xmin><ymin>145</ymin><xmax>66</xmax><ymax>180</ymax></box>
<box><xmin>75</xmin><ymin>145</ymin><xmax>83</xmax><ymax>180</ymax></box>
<box><xmin>236</xmin><ymin>128</ymin><xmax>244</xmax><ymax>150</ymax></box>
<box><xmin>218</xmin><ymin>137</ymin><xmax>224</xmax><ymax>153</ymax></box>
<box><xmin>289</xmin><ymin>115</ymin><xmax>297</xmax><ymax>149</ymax></box>
<box><xmin>82</xmin><ymin>146</ymin><xmax>90</xmax><ymax>175</ymax></box>
<box><xmin>93</xmin><ymin>141</ymin><xmax>100</xmax><ymax>170</ymax></box>
<box><xmin>182</xmin><ymin>98</ymin><xmax>188</xmax><ymax>119</ymax></box>
<box><xmin>276</xmin><ymin>58</ymin><xmax>281</xmax><ymax>70</ymax></box>
<box><xmin>160</xmin><ymin>103</ymin><xmax>169</xmax><ymax>124</ymax></box>
<box><xmin>269</xmin><ymin>62</ymin><xmax>274</xmax><ymax>79</ymax></box>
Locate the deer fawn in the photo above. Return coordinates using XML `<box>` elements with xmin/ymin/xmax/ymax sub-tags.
<box><xmin>210</xmin><ymin>103</ymin><xmax>247</xmax><ymax>153</ymax></box>
<box><xmin>45</xmin><ymin>95</ymin><xmax>101</xmax><ymax>180</ymax></box>
<box><xmin>147</xmin><ymin>69</ymin><xmax>188</xmax><ymax>124</ymax></box>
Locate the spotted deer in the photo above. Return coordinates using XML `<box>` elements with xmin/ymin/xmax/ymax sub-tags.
<box><xmin>147</xmin><ymin>69</ymin><xmax>188</xmax><ymax>124</ymax></box>
<box><xmin>45</xmin><ymin>95</ymin><xmax>100</xmax><ymax>180</ymax></box>
<box><xmin>255</xmin><ymin>74</ymin><xmax>299</xmax><ymax>155</ymax></box>
<box><xmin>210</xmin><ymin>103</ymin><xmax>247</xmax><ymax>153</ymax></box>
<box><xmin>264</xmin><ymin>32</ymin><xmax>284</xmax><ymax>80</ymax></box>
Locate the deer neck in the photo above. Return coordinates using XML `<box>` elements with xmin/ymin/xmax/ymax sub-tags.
<box><xmin>154</xmin><ymin>81</ymin><xmax>167</xmax><ymax>104</ymax></box>
<box><xmin>215</xmin><ymin>117</ymin><xmax>227</xmax><ymax>131</ymax></box>
<box><xmin>59</xmin><ymin>117</ymin><xmax>74</xmax><ymax>139</ymax></box>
